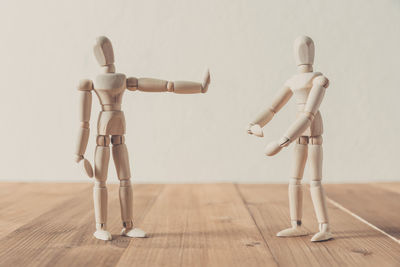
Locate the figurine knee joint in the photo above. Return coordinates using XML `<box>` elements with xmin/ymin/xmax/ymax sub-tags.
<box><xmin>297</xmin><ymin>136</ymin><xmax>309</xmax><ymax>145</ymax></box>
<box><xmin>289</xmin><ymin>178</ymin><xmax>302</xmax><ymax>185</ymax></box>
<box><xmin>120</xmin><ymin>179</ymin><xmax>131</xmax><ymax>187</ymax></box>
<box><xmin>111</xmin><ymin>135</ymin><xmax>125</xmax><ymax>145</ymax></box>
<box><xmin>95</xmin><ymin>179</ymin><xmax>106</xmax><ymax>187</ymax></box>
<box><xmin>97</xmin><ymin>135</ymin><xmax>110</xmax><ymax>146</ymax></box>
<box><xmin>310</xmin><ymin>180</ymin><xmax>322</xmax><ymax>186</ymax></box>
<box><xmin>310</xmin><ymin>136</ymin><xmax>323</xmax><ymax>145</ymax></box>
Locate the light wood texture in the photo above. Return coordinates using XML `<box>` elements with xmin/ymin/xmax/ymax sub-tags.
<box><xmin>116</xmin><ymin>184</ymin><xmax>277</xmax><ymax>267</ymax></box>
<box><xmin>0</xmin><ymin>183</ymin><xmax>163</xmax><ymax>267</ymax></box>
<box><xmin>325</xmin><ymin>183</ymin><xmax>400</xmax><ymax>240</ymax></box>
<box><xmin>0</xmin><ymin>183</ymin><xmax>90</xmax><ymax>239</ymax></box>
<box><xmin>3</xmin><ymin>183</ymin><xmax>400</xmax><ymax>266</ymax></box>
<box><xmin>238</xmin><ymin>184</ymin><xmax>400</xmax><ymax>266</ymax></box>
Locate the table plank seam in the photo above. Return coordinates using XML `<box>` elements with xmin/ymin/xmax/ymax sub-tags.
<box><xmin>326</xmin><ymin>197</ymin><xmax>400</xmax><ymax>245</ymax></box>
<box><xmin>234</xmin><ymin>183</ymin><xmax>280</xmax><ymax>267</ymax></box>
<box><xmin>114</xmin><ymin>184</ymin><xmax>167</xmax><ymax>267</ymax></box>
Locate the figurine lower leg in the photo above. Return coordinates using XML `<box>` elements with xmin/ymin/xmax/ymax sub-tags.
<box><xmin>309</xmin><ymin>136</ymin><xmax>332</xmax><ymax>242</ymax></box>
<box><xmin>111</xmin><ymin>135</ymin><xmax>146</xmax><ymax>238</ymax></box>
<box><xmin>93</xmin><ymin>135</ymin><xmax>112</xmax><ymax>240</ymax></box>
<box><xmin>277</xmin><ymin>137</ymin><xmax>309</xmax><ymax>237</ymax></box>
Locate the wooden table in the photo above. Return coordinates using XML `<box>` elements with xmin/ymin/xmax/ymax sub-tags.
<box><xmin>0</xmin><ymin>183</ymin><xmax>399</xmax><ymax>267</ymax></box>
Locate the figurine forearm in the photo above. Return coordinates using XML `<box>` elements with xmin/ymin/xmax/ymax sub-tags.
<box><xmin>252</xmin><ymin>108</ymin><xmax>275</xmax><ymax>128</ymax></box>
<box><xmin>252</xmin><ymin>86</ymin><xmax>292</xmax><ymax>127</ymax></box>
<box><xmin>75</xmin><ymin>80</ymin><xmax>93</xmax><ymax>162</ymax></box>
<box><xmin>282</xmin><ymin>76</ymin><xmax>328</xmax><ymax>144</ymax></box>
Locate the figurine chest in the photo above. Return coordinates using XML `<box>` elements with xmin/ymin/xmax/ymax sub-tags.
<box><xmin>94</xmin><ymin>73</ymin><xmax>126</xmax><ymax>92</ymax></box>
<box><xmin>292</xmin><ymin>86</ymin><xmax>312</xmax><ymax>104</ymax></box>
<box><xmin>93</xmin><ymin>73</ymin><xmax>126</xmax><ymax>105</ymax></box>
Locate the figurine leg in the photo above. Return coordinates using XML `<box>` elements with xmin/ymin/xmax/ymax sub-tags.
<box><xmin>277</xmin><ymin>137</ymin><xmax>309</xmax><ymax>237</ymax></box>
<box><xmin>93</xmin><ymin>135</ymin><xmax>112</xmax><ymax>241</ymax></box>
<box><xmin>309</xmin><ymin>136</ymin><xmax>332</xmax><ymax>242</ymax></box>
<box><xmin>111</xmin><ymin>135</ymin><xmax>146</xmax><ymax>238</ymax></box>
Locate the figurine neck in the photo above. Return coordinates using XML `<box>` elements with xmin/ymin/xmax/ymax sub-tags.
<box><xmin>297</xmin><ymin>64</ymin><xmax>313</xmax><ymax>73</ymax></box>
<box><xmin>102</xmin><ymin>64</ymin><xmax>115</xmax><ymax>73</ymax></box>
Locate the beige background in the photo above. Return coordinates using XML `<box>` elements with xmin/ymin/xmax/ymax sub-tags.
<box><xmin>0</xmin><ymin>0</ymin><xmax>399</xmax><ymax>183</ymax></box>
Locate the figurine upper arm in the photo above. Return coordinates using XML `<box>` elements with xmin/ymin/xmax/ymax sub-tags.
<box><xmin>270</xmin><ymin>84</ymin><xmax>293</xmax><ymax>113</ymax></box>
<box><xmin>304</xmin><ymin>75</ymin><xmax>329</xmax><ymax>115</ymax></box>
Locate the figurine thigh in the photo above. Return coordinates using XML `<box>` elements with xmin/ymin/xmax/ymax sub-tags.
<box><xmin>309</xmin><ymin>136</ymin><xmax>329</xmax><ymax>224</ymax></box>
<box><xmin>111</xmin><ymin>135</ymin><xmax>133</xmax><ymax>226</ymax></box>
<box><xmin>111</xmin><ymin>135</ymin><xmax>131</xmax><ymax>180</ymax></box>
<box><xmin>289</xmin><ymin>136</ymin><xmax>308</xmax><ymax>222</ymax></box>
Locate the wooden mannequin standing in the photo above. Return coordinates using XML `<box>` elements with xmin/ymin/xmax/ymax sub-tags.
<box><xmin>247</xmin><ymin>36</ymin><xmax>332</xmax><ymax>242</ymax></box>
<box><xmin>75</xmin><ymin>36</ymin><xmax>210</xmax><ymax>241</ymax></box>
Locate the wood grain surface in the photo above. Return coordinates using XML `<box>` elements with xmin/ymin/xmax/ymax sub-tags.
<box><xmin>0</xmin><ymin>183</ymin><xmax>399</xmax><ymax>267</ymax></box>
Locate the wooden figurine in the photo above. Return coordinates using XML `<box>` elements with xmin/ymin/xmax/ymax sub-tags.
<box><xmin>75</xmin><ymin>36</ymin><xmax>210</xmax><ymax>241</ymax></box>
<box><xmin>247</xmin><ymin>36</ymin><xmax>332</xmax><ymax>242</ymax></box>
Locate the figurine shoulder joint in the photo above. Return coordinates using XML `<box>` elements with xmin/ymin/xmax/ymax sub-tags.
<box><xmin>78</xmin><ymin>79</ymin><xmax>93</xmax><ymax>91</ymax></box>
<box><xmin>126</xmin><ymin>77</ymin><xmax>138</xmax><ymax>91</ymax></box>
<box><xmin>313</xmin><ymin>75</ymin><xmax>329</xmax><ymax>88</ymax></box>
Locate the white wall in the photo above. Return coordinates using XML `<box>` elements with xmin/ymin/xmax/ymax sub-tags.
<box><xmin>0</xmin><ymin>0</ymin><xmax>399</xmax><ymax>183</ymax></box>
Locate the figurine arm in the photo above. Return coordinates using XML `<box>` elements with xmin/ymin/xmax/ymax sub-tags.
<box><xmin>75</xmin><ymin>79</ymin><xmax>94</xmax><ymax>177</ymax></box>
<box><xmin>248</xmin><ymin>85</ymin><xmax>293</xmax><ymax>137</ymax></box>
<box><xmin>126</xmin><ymin>70</ymin><xmax>210</xmax><ymax>94</ymax></box>
<box><xmin>265</xmin><ymin>75</ymin><xmax>329</xmax><ymax>156</ymax></box>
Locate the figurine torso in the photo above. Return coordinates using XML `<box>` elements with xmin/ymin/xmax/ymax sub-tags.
<box><xmin>93</xmin><ymin>73</ymin><xmax>127</xmax><ymax>136</ymax></box>
<box><xmin>285</xmin><ymin>72</ymin><xmax>324</xmax><ymax>137</ymax></box>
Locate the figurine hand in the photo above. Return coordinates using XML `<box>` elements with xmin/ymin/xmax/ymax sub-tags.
<box><xmin>201</xmin><ymin>69</ymin><xmax>211</xmax><ymax>93</ymax></box>
<box><xmin>247</xmin><ymin>124</ymin><xmax>264</xmax><ymax>137</ymax></box>
<box><xmin>264</xmin><ymin>141</ymin><xmax>282</xmax><ymax>156</ymax></box>
<box><xmin>265</xmin><ymin>137</ymin><xmax>290</xmax><ymax>156</ymax></box>
<box><xmin>75</xmin><ymin>155</ymin><xmax>94</xmax><ymax>178</ymax></box>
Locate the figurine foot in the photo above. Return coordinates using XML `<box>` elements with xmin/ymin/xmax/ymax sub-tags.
<box><xmin>277</xmin><ymin>226</ymin><xmax>309</xmax><ymax>237</ymax></box>
<box><xmin>311</xmin><ymin>223</ymin><xmax>332</xmax><ymax>242</ymax></box>
<box><xmin>93</xmin><ymin>229</ymin><xmax>112</xmax><ymax>241</ymax></box>
<box><xmin>121</xmin><ymin>227</ymin><xmax>147</xmax><ymax>238</ymax></box>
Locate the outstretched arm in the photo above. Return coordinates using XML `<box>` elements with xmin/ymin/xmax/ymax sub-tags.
<box><xmin>75</xmin><ymin>79</ymin><xmax>94</xmax><ymax>177</ymax></box>
<box><xmin>126</xmin><ymin>70</ymin><xmax>210</xmax><ymax>94</ymax></box>
<box><xmin>265</xmin><ymin>75</ymin><xmax>329</xmax><ymax>156</ymax></box>
<box><xmin>248</xmin><ymin>85</ymin><xmax>293</xmax><ymax>137</ymax></box>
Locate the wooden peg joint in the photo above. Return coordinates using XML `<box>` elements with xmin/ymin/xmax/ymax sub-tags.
<box><xmin>96</xmin><ymin>135</ymin><xmax>110</xmax><ymax>146</ymax></box>
<box><xmin>310</xmin><ymin>136</ymin><xmax>323</xmax><ymax>145</ymax></box>
<box><xmin>111</xmin><ymin>135</ymin><xmax>125</xmax><ymax>145</ymax></box>
<box><xmin>297</xmin><ymin>136</ymin><xmax>309</xmax><ymax>145</ymax></box>
<box><xmin>167</xmin><ymin>81</ymin><xmax>174</xmax><ymax>92</ymax></box>
<box><xmin>126</xmin><ymin>77</ymin><xmax>138</xmax><ymax>91</ymax></box>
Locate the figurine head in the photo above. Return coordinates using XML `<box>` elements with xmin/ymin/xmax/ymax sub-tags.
<box><xmin>293</xmin><ymin>35</ymin><xmax>314</xmax><ymax>66</ymax></box>
<box><xmin>93</xmin><ymin>36</ymin><xmax>115</xmax><ymax>67</ymax></box>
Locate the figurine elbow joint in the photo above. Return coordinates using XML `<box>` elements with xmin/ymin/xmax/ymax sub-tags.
<box><xmin>167</xmin><ymin>81</ymin><xmax>174</xmax><ymax>92</ymax></box>
<box><xmin>301</xmin><ymin>111</ymin><xmax>315</xmax><ymax>121</ymax></box>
